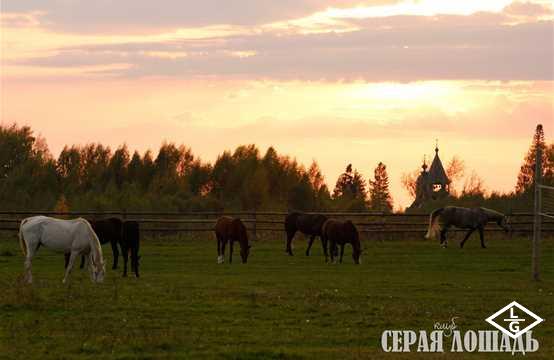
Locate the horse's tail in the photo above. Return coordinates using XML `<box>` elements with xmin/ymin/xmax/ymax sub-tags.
<box><xmin>19</xmin><ymin>218</ymin><xmax>29</xmax><ymax>257</ymax></box>
<box><xmin>425</xmin><ymin>208</ymin><xmax>444</xmax><ymax>239</ymax></box>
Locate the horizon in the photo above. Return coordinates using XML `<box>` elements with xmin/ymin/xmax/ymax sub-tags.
<box><xmin>2</xmin><ymin>0</ymin><xmax>553</xmax><ymax>208</ymax></box>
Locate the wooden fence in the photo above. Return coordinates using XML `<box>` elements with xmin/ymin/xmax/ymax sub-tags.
<box><xmin>0</xmin><ymin>211</ymin><xmax>553</xmax><ymax>238</ymax></box>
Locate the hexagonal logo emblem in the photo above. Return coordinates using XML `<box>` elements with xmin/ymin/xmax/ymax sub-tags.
<box><xmin>486</xmin><ymin>301</ymin><xmax>544</xmax><ymax>339</ymax></box>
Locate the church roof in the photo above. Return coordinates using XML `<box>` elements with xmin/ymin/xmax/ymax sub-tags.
<box><xmin>428</xmin><ymin>147</ymin><xmax>450</xmax><ymax>185</ymax></box>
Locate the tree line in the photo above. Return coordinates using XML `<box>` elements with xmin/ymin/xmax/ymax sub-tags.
<box><xmin>0</xmin><ymin>123</ymin><xmax>551</xmax><ymax>213</ymax></box>
<box><xmin>0</xmin><ymin>123</ymin><xmax>393</xmax><ymax>212</ymax></box>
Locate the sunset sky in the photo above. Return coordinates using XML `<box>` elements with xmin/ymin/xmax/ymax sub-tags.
<box><xmin>1</xmin><ymin>0</ymin><xmax>553</xmax><ymax>208</ymax></box>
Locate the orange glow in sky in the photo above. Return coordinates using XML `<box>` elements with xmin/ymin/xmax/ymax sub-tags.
<box><xmin>1</xmin><ymin>0</ymin><xmax>553</xmax><ymax>208</ymax></box>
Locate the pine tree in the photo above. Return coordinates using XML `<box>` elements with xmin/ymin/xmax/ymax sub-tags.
<box><xmin>516</xmin><ymin>124</ymin><xmax>548</xmax><ymax>193</ymax></box>
<box><xmin>368</xmin><ymin>162</ymin><xmax>393</xmax><ymax>212</ymax></box>
<box><xmin>333</xmin><ymin>164</ymin><xmax>354</xmax><ymax>198</ymax></box>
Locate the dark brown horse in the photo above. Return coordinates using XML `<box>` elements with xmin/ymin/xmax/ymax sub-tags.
<box><xmin>321</xmin><ymin>219</ymin><xmax>361</xmax><ymax>264</ymax></box>
<box><xmin>215</xmin><ymin>216</ymin><xmax>250</xmax><ymax>264</ymax></box>
<box><xmin>425</xmin><ymin>206</ymin><xmax>511</xmax><ymax>248</ymax></box>
<box><xmin>284</xmin><ymin>212</ymin><xmax>328</xmax><ymax>256</ymax></box>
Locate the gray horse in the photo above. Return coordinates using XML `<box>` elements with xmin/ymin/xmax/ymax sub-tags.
<box><xmin>425</xmin><ymin>206</ymin><xmax>511</xmax><ymax>248</ymax></box>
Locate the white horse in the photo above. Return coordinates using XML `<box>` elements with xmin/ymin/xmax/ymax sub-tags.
<box><xmin>19</xmin><ymin>216</ymin><xmax>105</xmax><ymax>284</ymax></box>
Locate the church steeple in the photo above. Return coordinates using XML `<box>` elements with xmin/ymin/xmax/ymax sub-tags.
<box><xmin>428</xmin><ymin>141</ymin><xmax>450</xmax><ymax>188</ymax></box>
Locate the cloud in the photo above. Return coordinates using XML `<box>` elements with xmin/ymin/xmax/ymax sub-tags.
<box><xmin>11</xmin><ymin>15</ymin><xmax>553</xmax><ymax>82</ymax></box>
<box><xmin>2</xmin><ymin>0</ymin><xmax>398</xmax><ymax>32</ymax></box>
<box><xmin>503</xmin><ymin>1</ymin><xmax>553</xmax><ymax>17</ymax></box>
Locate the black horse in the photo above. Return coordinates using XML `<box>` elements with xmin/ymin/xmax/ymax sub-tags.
<box><xmin>122</xmin><ymin>220</ymin><xmax>140</xmax><ymax>277</ymax></box>
<box><xmin>321</xmin><ymin>219</ymin><xmax>361</xmax><ymax>264</ymax></box>
<box><xmin>425</xmin><ymin>206</ymin><xmax>511</xmax><ymax>248</ymax></box>
<box><xmin>284</xmin><ymin>212</ymin><xmax>328</xmax><ymax>256</ymax></box>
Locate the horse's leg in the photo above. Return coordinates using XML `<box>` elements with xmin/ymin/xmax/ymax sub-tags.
<box><xmin>306</xmin><ymin>235</ymin><xmax>315</xmax><ymax>256</ymax></box>
<box><xmin>286</xmin><ymin>230</ymin><xmax>296</xmax><ymax>256</ymax></box>
<box><xmin>79</xmin><ymin>255</ymin><xmax>86</xmax><ymax>269</ymax></box>
<box><xmin>479</xmin><ymin>227</ymin><xmax>486</xmax><ymax>248</ymax></box>
<box><xmin>64</xmin><ymin>253</ymin><xmax>70</xmax><ymax>269</ymax></box>
<box><xmin>221</xmin><ymin>239</ymin><xmax>227</xmax><ymax>262</ymax></box>
<box><xmin>329</xmin><ymin>240</ymin><xmax>336</xmax><ymax>264</ymax></box>
<box><xmin>229</xmin><ymin>239</ymin><xmax>234</xmax><ymax>263</ymax></box>
<box><xmin>111</xmin><ymin>239</ymin><xmax>120</xmax><ymax>270</ymax></box>
<box><xmin>460</xmin><ymin>228</ymin><xmax>475</xmax><ymax>248</ymax></box>
<box><xmin>23</xmin><ymin>237</ymin><xmax>39</xmax><ymax>284</ymax></box>
<box><xmin>440</xmin><ymin>226</ymin><xmax>449</xmax><ymax>248</ymax></box>
<box><xmin>321</xmin><ymin>236</ymin><xmax>329</xmax><ymax>263</ymax></box>
<box><xmin>339</xmin><ymin>244</ymin><xmax>345</xmax><ymax>264</ymax></box>
<box><xmin>122</xmin><ymin>244</ymin><xmax>129</xmax><ymax>277</ymax></box>
<box><xmin>131</xmin><ymin>245</ymin><xmax>140</xmax><ymax>277</ymax></box>
<box><xmin>63</xmin><ymin>251</ymin><xmax>78</xmax><ymax>284</ymax></box>
<box><xmin>24</xmin><ymin>254</ymin><xmax>33</xmax><ymax>284</ymax></box>
<box><xmin>85</xmin><ymin>254</ymin><xmax>94</xmax><ymax>281</ymax></box>
<box><xmin>216</xmin><ymin>236</ymin><xmax>222</xmax><ymax>263</ymax></box>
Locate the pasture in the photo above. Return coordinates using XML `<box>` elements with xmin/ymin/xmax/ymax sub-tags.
<box><xmin>1</xmin><ymin>233</ymin><xmax>553</xmax><ymax>359</ymax></box>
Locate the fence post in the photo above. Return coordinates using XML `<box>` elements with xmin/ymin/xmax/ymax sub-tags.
<box><xmin>253</xmin><ymin>210</ymin><xmax>257</xmax><ymax>240</ymax></box>
<box><xmin>532</xmin><ymin>146</ymin><xmax>542</xmax><ymax>281</ymax></box>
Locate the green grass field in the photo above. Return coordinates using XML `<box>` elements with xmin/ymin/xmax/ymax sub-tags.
<box><xmin>1</xmin><ymin>234</ymin><xmax>553</xmax><ymax>359</ymax></box>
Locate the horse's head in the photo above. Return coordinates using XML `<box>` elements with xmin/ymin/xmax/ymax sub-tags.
<box><xmin>345</xmin><ymin>220</ymin><xmax>361</xmax><ymax>264</ymax></box>
<box><xmin>499</xmin><ymin>216</ymin><xmax>512</xmax><ymax>233</ymax></box>
<box><xmin>232</xmin><ymin>218</ymin><xmax>250</xmax><ymax>264</ymax></box>
<box><xmin>240</xmin><ymin>245</ymin><xmax>251</xmax><ymax>264</ymax></box>
<box><xmin>90</xmin><ymin>254</ymin><xmax>105</xmax><ymax>283</ymax></box>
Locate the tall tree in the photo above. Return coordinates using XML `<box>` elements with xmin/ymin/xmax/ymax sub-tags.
<box><xmin>368</xmin><ymin>162</ymin><xmax>393</xmax><ymax>212</ymax></box>
<box><xmin>109</xmin><ymin>145</ymin><xmax>130</xmax><ymax>188</ymax></box>
<box><xmin>333</xmin><ymin>164</ymin><xmax>354</xmax><ymax>199</ymax></box>
<box><xmin>400</xmin><ymin>167</ymin><xmax>420</xmax><ymax>201</ymax></box>
<box><xmin>462</xmin><ymin>171</ymin><xmax>486</xmax><ymax>197</ymax></box>
<box><xmin>516</xmin><ymin>124</ymin><xmax>548</xmax><ymax>193</ymax></box>
<box><xmin>446</xmin><ymin>156</ymin><xmax>465</xmax><ymax>195</ymax></box>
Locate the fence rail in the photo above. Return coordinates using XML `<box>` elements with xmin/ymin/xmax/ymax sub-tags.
<box><xmin>0</xmin><ymin>210</ymin><xmax>552</xmax><ymax>236</ymax></box>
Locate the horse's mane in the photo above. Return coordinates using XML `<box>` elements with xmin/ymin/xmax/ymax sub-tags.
<box><xmin>80</xmin><ymin>218</ymin><xmax>104</xmax><ymax>269</ymax></box>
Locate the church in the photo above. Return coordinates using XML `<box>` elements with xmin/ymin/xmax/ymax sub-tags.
<box><xmin>408</xmin><ymin>145</ymin><xmax>450</xmax><ymax>209</ymax></box>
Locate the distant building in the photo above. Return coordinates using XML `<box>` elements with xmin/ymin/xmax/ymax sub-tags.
<box><xmin>409</xmin><ymin>145</ymin><xmax>450</xmax><ymax>209</ymax></box>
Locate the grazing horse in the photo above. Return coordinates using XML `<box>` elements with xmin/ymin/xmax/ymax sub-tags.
<box><xmin>121</xmin><ymin>220</ymin><xmax>140</xmax><ymax>277</ymax></box>
<box><xmin>425</xmin><ymin>206</ymin><xmax>511</xmax><ymax>248</ymax></box>
<box><xmin>321</xmin><ymin>219</ymin><xmax>362</xmax><ymax>264</ymax></box>
<box><xmin>19</xmin><ymin>216</ymin><xmax>105</xmax><ymax>284</ymax></box>
<box><xmin>284</xmin><ymin>212</ymin><xmax>328</xmax><ymax>256</ymax></box>
<box><xmin>215</xmin><ymin>216</ymin><xmax>250</xmax><ymax>264</ymax></box>
<box><xmin>64</xmin><ymin>217</ymin><xmax>123</xmax><ymax>270</ymax></box>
